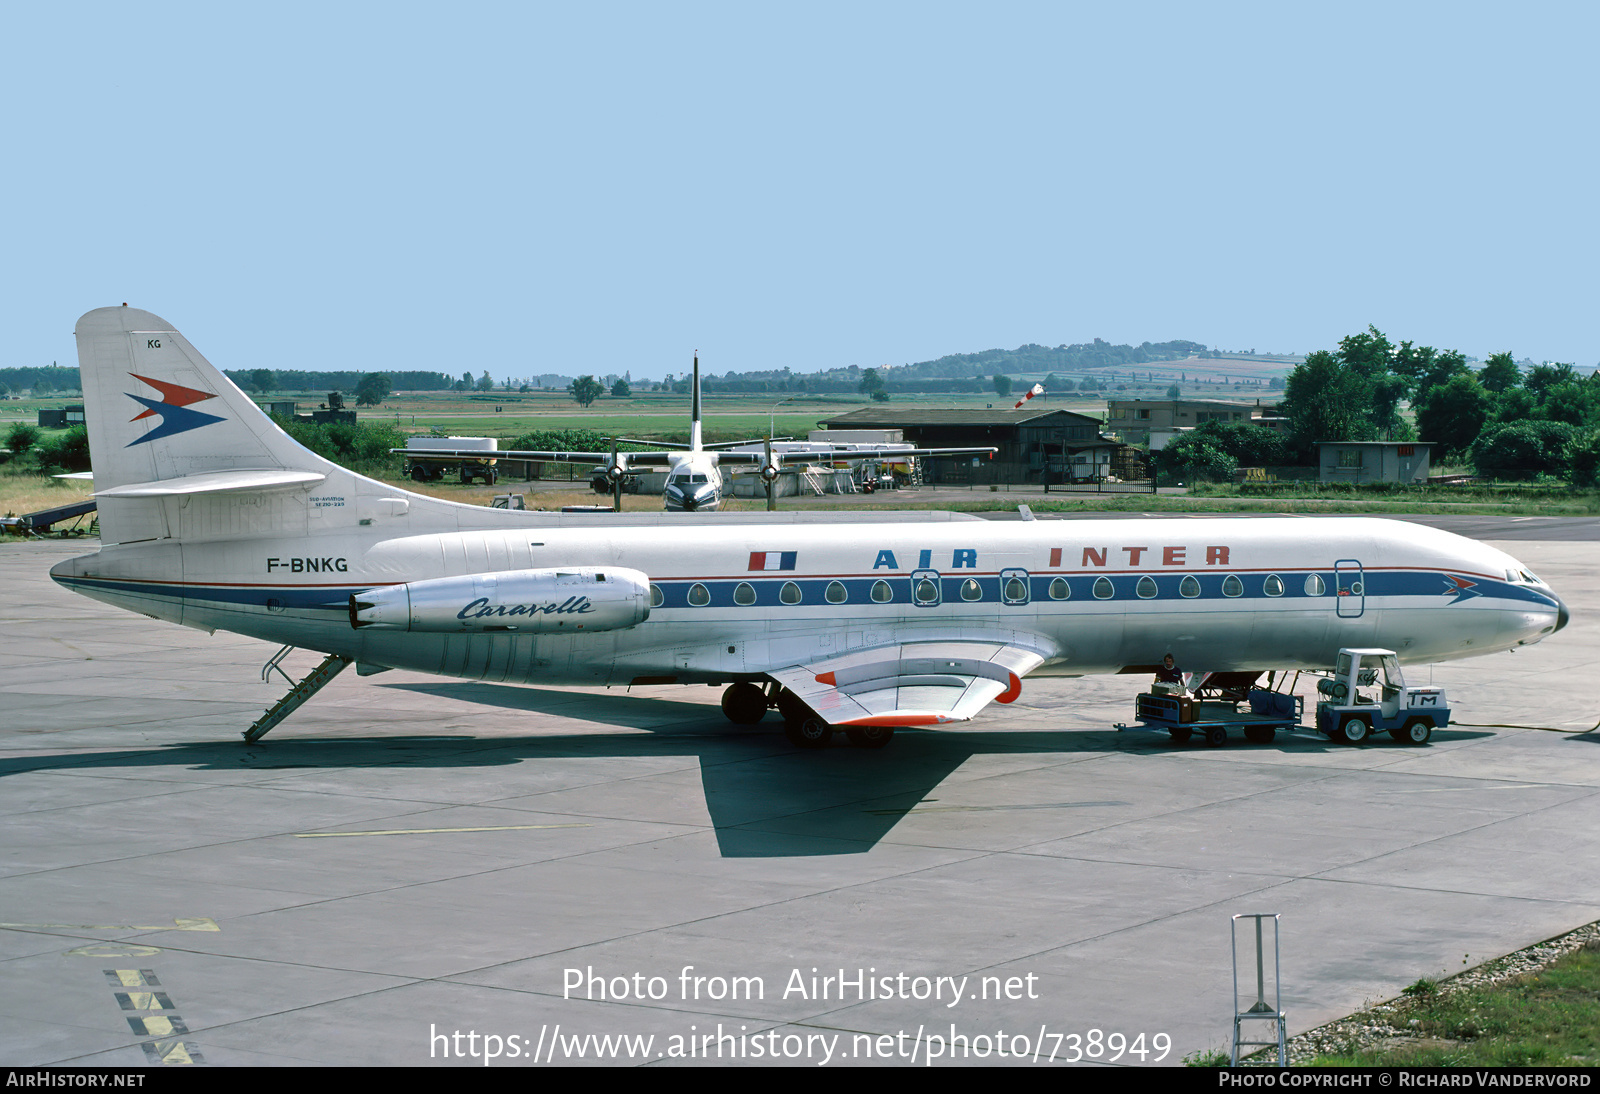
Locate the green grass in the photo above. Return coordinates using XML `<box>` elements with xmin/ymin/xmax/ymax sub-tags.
<box><xmin>1298</xmin><ymin>946</ymin><xmax>1600</xmax><ymax>1067</ymax></box>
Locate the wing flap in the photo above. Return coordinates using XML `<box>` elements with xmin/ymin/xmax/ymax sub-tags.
<box><xmin>770</xmin><ymin>639</ymin><xmax>1050</xmax><ymax>727</ymax></box>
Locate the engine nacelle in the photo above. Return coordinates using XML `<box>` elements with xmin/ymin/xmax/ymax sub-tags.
<box><xmin>350</xmin><ymin>567</ymin><xmax>651</xmax><ymax>633</ymax></box>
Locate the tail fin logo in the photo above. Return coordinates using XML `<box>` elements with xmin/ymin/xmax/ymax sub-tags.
<box><xmin>125</xmin><ymin>373</ymin><xmax>225</xmax><ymax>446</ymax></box>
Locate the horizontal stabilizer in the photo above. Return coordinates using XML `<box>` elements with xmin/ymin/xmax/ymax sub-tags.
<box><xmin>95</xmin><ymin>469</ymin><xmax>327</xmax><ymax>498</ymax></box>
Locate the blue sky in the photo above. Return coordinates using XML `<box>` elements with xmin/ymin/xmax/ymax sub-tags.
<box><xmin>4</xmin><ymin>2</ymin><xmax>1594</xmax><ymax>380</ymax></box>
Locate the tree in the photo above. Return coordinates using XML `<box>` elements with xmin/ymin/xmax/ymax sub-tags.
<box><xmin>610</xmin><ymin>378</ymin><xmax>632</xmax><ymax>398</ymax></box>
<box><xmin>36</xmin><ymin>426</ymin><xmax>91</xmax><ymax>474</ymax></box>
<box><xmin>1157</xmin><ymin>434</ymin><xmax>1237</xmax><ymax>484</ymax></box>
<box><xmin>354</xmin><ymin>373</ymin><xmax>392</xmax><ymax>407</ymax></box>
<box><xmin>475</xmin><ymin>371</ymin><xmax>495</xmax><ymax>393</ymax></box>
<box><xmin>993</xmin><ymin>374</ymin><xmax>1013</xmax><ymax>398</ymax></box>
<box><xmin>568</xmin><ymin>376</ymin><xmax>605</xmax><ymax>407</ymax></box>
<box><xmin>1472</xmin><ymin>420</ymin><xmax>1578</xmax><ymax>477</ymax></box>
<box><xmin>1191</xmin><ymin>420</ymin><xmax>1287</xmax><ymax>467</ymax></box>
<box><xmin>1477</xmin><ymin>352</ymin><xmax>1520</xmax><ymax>394</ymax></box>
<box><xmin>250</xmin><ymin>369</ymin><xmax>276</xmax><ymax>393</ymax></box>
<box><xmin>1415</xmin><ymin>374</ymin><xmax>1490</xmax><ymax>460</ymax></box>
<box><xmin>858</xmin><ymin>369</ymin><xmax>885</xmax><ymax>399</ymax></box>
<box><xmin>1568</xmin><ymin>429</ymin><xmax>1600</xmax><ymax>487</ymax></box>
<box><xmin>6</xmin><ymin>422</ymin><xmax>39</xmax><ymax>456</ymax></box>
<box><xmin>1166</xmin><ymin>384</ymin><xmax>1181</xmax><ymax>398</ymax></box>
<box><xmin>1524</xmin><ymin>363</ymin><xmax>1577</xmax><ymax>401</ymax></box>
<box><xmin>1282</xmin><ymin>350</ymin><xmax>1378</xmax><ymax>456</ymax></box>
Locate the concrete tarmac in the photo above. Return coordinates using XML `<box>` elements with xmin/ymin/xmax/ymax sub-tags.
<box><xmin>1</xmin><ymin>526</ymin><xmax>1596</xmax><ymax>1067</ymax></box>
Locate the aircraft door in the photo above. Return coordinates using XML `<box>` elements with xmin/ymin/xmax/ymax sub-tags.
<box><xmin>911</xmin><ymin>569</ymin><xmax>941</xmax><ymax>608</ymax></box>
<box><xmin>1335</xmin><ymin>560</ymin><xmax>1365</xmax><ymax>618</ymax></box>
<box><xmin>1000</xmin><ymin>568</ymin><xmax>1030</xmax><ymax>606</ymax></box>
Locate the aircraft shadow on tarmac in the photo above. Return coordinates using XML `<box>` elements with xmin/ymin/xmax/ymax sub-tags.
<box><xmin>0</xmin><ymin>680</ymin><xmax>1506</xmax><ymax>857</ymax></box>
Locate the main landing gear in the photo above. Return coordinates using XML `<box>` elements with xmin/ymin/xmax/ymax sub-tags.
<box><xmin>718</xmin><ymin>682</ymin><xmax>896</xmax><ymax>750</ymax></box>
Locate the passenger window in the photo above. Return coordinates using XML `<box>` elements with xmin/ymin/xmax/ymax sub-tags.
<box><xmin>960</xmin><ymin>578</ymin><xmax>983</xmax><ymax>602</ymax></box>
<box><xmin>1004</xmin><ymin>577</ymin><xmax>1028</xmax><ymax>603</ymax></box>
<box><xmin>780</xmin><ymin>581</ymin><xmax>802</xmax><ymax>605</ymax></box>
<box><xmin>871</xmin><ymin>580</ymin><xmax>893</xmax><ymax>603</ymax></box>
<box><xmin>649</xmin><ymin>584</ymin><xmax>664</xmax><ymax>608</ymax></box>
<box><xmin>688</xmin><ymin>583</ymin><xmax>711</xmax><ymax>607</ymax></box>
<box><xmin>1093</xmin><ymin>577</ymin><xmax>1114</xmax><ymax>599</ymax></box>
<box><xmin>1222</xmin><ymin>575</ymin><xmax>1243</xmax><ymax>598</ymax></box>
<box><xmin>1264</xmin><ymin>575</ymin><xmax>1284</xmax><ymax>597</ymax></box>
<box><xmin>733</xmin><ymin>582</ymin><xmax>757</xmax><ymax>606</ymax></box>
<box><xmin>1304</xmin><ymin>574</ymin><xmax>1325</xmax><ymax>596</ymax></box>
<box><xmin>825</xmin><ymin>581</ymin><xmax>848</xmax><ymax>604</ymax></box>
<box><xmin>914</xmin><ymin>578</ymin><xmax>939</xmax><ymax>605</ymax></box>
<box><xmin>1049</xmin><ymin>577</ymin><xmax>1071</xmax><ymax>600</ymax></box>
<box><xmin>1136</xmin><ymin>576</ymin><xmax>1158</xmax><ymax>599</ymax></box>
<box><xmin>1179</xmin><ymin>575</ymin><xmax>1200</xmax><ymax>598</ymax></box>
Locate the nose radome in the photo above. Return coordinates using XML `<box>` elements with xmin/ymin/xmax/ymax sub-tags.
<box><xmin>1555</xmin><ymin>595</ymin><xmax>1569</xmax><ymax>633</ymax></box>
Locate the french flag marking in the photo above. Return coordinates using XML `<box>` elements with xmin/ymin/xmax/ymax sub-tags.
<box><xmin>748</xmin><ymin>551</ymin><xmax>797</xmax><ymax>571</ymax></box>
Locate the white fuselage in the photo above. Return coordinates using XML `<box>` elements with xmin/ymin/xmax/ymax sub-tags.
<box><xmin>52</xmin><ymin>493</ymin><xmax>1566</xmax><ymax>692</ymax></box>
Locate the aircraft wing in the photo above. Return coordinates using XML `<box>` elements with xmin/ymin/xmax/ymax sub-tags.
<box><xmin>714</xmin><ymin>446</ymin><xmax>997</xmax><ymax>465</ymax></box>
<box><xmin>768</xmin><ymin>639</ymin><xmax>1052</xmax><ymax>727</ymax></box>
<box><xmin>391</xmin><ymin>448</ymin><xmax>681</xmax><ymax>467</ymax></box>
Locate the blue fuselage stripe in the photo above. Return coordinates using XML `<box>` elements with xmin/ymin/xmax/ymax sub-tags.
<box><xmin>57</xmin><ymin>569</ymin><xmax>1559</xmax><ymax>615</ymax></box>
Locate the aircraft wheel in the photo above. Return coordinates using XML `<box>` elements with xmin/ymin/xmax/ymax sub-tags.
<box><xmin>1168</xmin><ymin>728</ymin><xmax>1192</xmax><ymax>745</ymax></box>
<box><xmin>845</xmin><ymin>726</ymin><xmax>894</xmax><ymax>749</ymax></box>
<box><xmin>411</xmin><ymin>467</ymin><xmax>427</xmax><ymax>482</ymax></box>
<box><xmin>1397</xmin><ymin>717</ymin><xmax>1432</xmax><ymax>745</ymax></box>
<box><xmin>785</xmin><ymin>718</ymin><xmax>833</xmax><ymax>749</ymax></box>
<box><xmin>1244</xmin><ymin>725</ymin><xmax>1276</xmax><ymax>745</ymax></box>
<box><xmin>720</xmin><ymin>682</ymin><xmax>768</xmax><ymax>725</ymax></box>
<box><xmin>1204</xmin><ymin>725</ymin><xmax>1228</xmax><ymax>748</ymax></box>
<box><xmin>775</xmin><ymin>688</ymin><xmax>809</xmax><ymax>726</ymax></box>
<box><xmin>1340</xmin><ymin>716</ymin><xmax>1371</xmax><ymax>745</ymax></box>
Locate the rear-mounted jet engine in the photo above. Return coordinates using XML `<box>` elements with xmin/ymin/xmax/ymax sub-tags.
<box><xmin>349</xmin><ymin>567</ymin><xmax>651</xmax><ymax>632</ymax></box>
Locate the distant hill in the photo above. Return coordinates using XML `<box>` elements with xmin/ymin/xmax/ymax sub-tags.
<box><xmin>699</xmin><ymin>340</ymin><xmax>1301</xmax><ymax>394</ymax></box>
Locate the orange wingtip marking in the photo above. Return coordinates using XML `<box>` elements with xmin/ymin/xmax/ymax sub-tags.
<box><xmin>839</xmin><ymin>715</ymin><xmax>947</xmax><ymax>727</ymax></box>
<box><xmin>996</xmin><ymin>672</ymin><xmax>1022</xmax><ymax>704</ymax></box>
<box><xmin>815</xmin><ymin>671</ymin><xmax>837</xmax><ymax>685</ymax></box>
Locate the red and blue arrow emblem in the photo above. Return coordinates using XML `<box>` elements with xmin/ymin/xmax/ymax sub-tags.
<box><xmin>126</xmin><ymin>373</ymin><xmax>225</xmax><ymax>446</ymax></box>
<box><xmin>1442</xmin><ymin>574</ymin><xmax>1480</xmax><ymax>602</ymax></box>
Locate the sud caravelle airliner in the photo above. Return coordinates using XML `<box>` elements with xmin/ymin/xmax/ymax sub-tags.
<box><xmin>52</xmin><ymin>307</ymin><xmax>1569</xmax><ymax>748</ymax></box>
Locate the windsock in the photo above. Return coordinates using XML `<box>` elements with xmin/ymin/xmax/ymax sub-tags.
<box><xmin>1013</xmin><ymin>383</ymin><xmax>1045</xmax><ymax>410</ymax></box>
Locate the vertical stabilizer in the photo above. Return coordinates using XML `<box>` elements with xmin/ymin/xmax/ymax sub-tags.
<box><xmin>76</xmin><ymin>306</ymin><xmax>337</xmax><ymax>489</ymax></box>
<box><xmin>74</xmin><ymin>306</ymin><xmax>341</xmax><ymax>543</ymax></box>
<box><xmin>690</xmin><ymin>352</ymin><xmax>703</xmax><ymax>452</ymax></box>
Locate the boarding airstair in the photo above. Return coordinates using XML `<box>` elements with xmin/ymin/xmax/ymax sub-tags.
<box><xmin>244</xmin><ymin>648</ymin><xmax>352</xmax><ymax>742</ymax></box>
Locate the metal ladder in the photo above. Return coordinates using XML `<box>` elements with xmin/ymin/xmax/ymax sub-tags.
<box><xmin>1231</xmin><ymin>913</ymin><xmax>1287</xmax><ymax>1066</ymax></box>
<box><xmin>243</xmin><ymin>649</ymin><xmax>352</xmax><ymax>743</ymax></box>
<box><xmin>802</xmin><ymin>469</ymin><xmax>826</xmax><ymax>495</ymax></box>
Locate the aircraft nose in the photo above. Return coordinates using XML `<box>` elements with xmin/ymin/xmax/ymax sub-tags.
<box><xmin>1555</xmin><ymin>594</ymin><xmax>1569</xmax><ymax>632</ymax></box>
